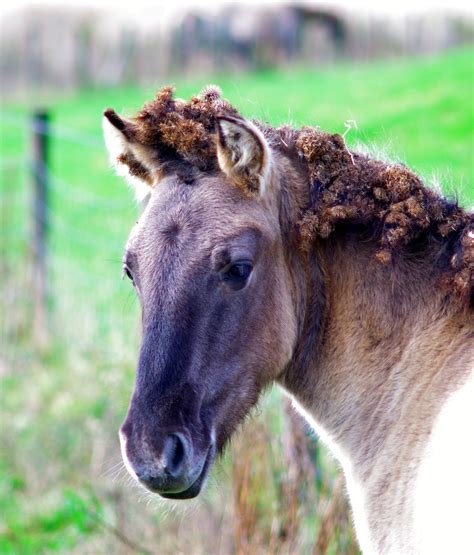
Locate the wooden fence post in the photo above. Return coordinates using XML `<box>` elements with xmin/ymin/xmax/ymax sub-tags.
<box><xmin>31</xmin><ymin>110</ymin><xmax>49</xmax><ymax>346</ymax></box>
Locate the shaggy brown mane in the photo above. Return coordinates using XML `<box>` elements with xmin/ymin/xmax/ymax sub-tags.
<box><xmin>129</xmin><ymin>85</ymin><xmax>473</xmax><ymax>302</ymax></box>
<box><xmin>132</xmin><ymin>85</ymin><xmax>239</xmax><ymax>171</ymax></box>
<box><xmin>292</xmin><ymin>128</ymin><xmax>473</xmax><ymax>298</ymax></box>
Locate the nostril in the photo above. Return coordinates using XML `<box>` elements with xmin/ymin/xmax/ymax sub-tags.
<box><xmin>163</xmin><ymin>433</ymin><xmax>187</xmax><ymax>477</ymax></box>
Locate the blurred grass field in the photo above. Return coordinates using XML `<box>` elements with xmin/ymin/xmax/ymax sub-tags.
<box><xmin>1</xmin><ymin>46</ymin><xmax>473</xmax><ymax>554</ymax></box>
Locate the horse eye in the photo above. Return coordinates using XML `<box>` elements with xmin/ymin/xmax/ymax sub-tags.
<box><xmin>228</xmin><ymin>263</ymin><xmax>252</xmax><ymax>279</ymax></box>
<box><xmin>122</xmin><ymin>266</ymin><xmax>134</xmax><ymax>283</ymax></box>
<box><xmin>223</xmin><ymin>262</ymin><xmax>252</xmax><ymax>290</ymax></box>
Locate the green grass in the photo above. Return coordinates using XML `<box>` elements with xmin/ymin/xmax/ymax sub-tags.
<box><xmin>3</xmin><ymin>45</ymin><xmax>473</xmax><ymax>201</ymax></box>
<box><xmin>0</xmin><ymin>46</ymin><xmax>473</xmax><ymax>553</ymax></box>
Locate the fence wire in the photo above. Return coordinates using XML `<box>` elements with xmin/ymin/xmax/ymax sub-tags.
<box><xmin>47</xmin><ymin>171</ymin><xmax>131</xmax><ymax>211</ymax></box>
<box><xmin>1</xmin><ymin>111</ymin><xmax>105</xmax><ymax>149</ymax></box>
<box><xmin>1</xmin><ymin>111</ymin><xmax>138</xmax><ymax>346</ymax></box>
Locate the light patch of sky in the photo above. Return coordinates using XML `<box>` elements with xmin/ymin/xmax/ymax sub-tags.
<box><xmin>1</xmin><ymin>0</ymin><xmax>473</xmax><ymax>30</ymax></box>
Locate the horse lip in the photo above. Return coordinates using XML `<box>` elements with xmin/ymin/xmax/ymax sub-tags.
<box><xmin>157</xmin><ymin>441</ymin><xmax>216</xmax><ymax>500</ymax></box>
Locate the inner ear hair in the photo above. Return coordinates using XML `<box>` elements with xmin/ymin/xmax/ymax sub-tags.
<box><xmin>216</xmin><ymin>116</ymin><xmax>269</xmax><ymax>193</ymax></box>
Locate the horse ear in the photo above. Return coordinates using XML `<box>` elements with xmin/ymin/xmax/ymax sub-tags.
<box><xmin>102</xmin><ymin>109</ymin><xmax>154</xmax><ymax>205</ymax></box>
<box><xmin>216</xmin><ymin>116</ymin><xmax>271</xmax><ymax>196</ymax></box>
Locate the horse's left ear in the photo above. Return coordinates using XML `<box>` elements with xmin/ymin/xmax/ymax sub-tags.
<box><xmin>102</xmin><ymin>109</ymin><xmax>155</xmax><ymax>205</ymax></box>
<box><xmin>216</xmin><ymin>116</ymin><xmax>272</xmax><ymax>196</ymax></box>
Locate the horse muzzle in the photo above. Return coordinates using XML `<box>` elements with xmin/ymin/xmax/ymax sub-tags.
<box><xmin>119</xmin><ymin>424</ymin><xmax>216</xmax><ymax>499</ymax></box>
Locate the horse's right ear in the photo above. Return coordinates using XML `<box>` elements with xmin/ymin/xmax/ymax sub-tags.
<box><xmin>102</xmin><ymin>109</ymin><xmax>155</xmax><ymax>205</ymax></box>
<box><xmin>215</xmin><ymin>115</ymin><xmax>272</xmax><ymax>197</ymax></box>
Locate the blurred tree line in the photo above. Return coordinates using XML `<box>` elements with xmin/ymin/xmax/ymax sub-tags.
<box><xmin>1</xmin><ymin>4</ymin><xmax>473</xmax><ymax>97</ymax></box>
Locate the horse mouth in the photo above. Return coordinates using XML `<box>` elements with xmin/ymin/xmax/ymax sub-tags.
<box><xmin>156</xmin><ymin>443</ymin><xmax>215</xmax><ymax>500</ymax></box>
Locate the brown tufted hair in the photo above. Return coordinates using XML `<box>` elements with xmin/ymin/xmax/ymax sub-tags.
<box><xmin>123</xmin><ymin>85</ymin><xmax>473</xmax><ymax>304</ymax></box>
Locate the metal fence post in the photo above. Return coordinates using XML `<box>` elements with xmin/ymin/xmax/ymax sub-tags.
<box><xmin>31</xmin><ymin>110</ymin><xmax>49</xmax><ymax>346</ymax></box>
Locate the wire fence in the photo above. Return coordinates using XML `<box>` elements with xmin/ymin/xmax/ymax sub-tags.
<box><xmin>0</xmin><ymin>110</ymin><xmax>139</xmax><ymax>351</ymax></box>
<box><xmin>1</xmin><ymin>111</ymin><xmax>105</xmax><ymax>149</ymax></box>
<box><xmin>47</xmin><ymin>171</ymin><xmax>132</xmax><ymax>211</ymax></box>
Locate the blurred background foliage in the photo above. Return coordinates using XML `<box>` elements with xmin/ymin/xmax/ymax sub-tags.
<box><xmin>0</xmin><ymin>2</ymin><xmax>473</xmax><ymax>553</ymax></box>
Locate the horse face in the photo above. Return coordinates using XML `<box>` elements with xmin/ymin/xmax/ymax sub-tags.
<box><xmin>104</xmin><ymin>107</ymin><xmax>298</xmax><ymax>498</ymax></box>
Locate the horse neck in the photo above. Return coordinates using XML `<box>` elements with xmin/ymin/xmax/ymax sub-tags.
<box><xmin>281</xmin><ymin>234</ymin><xmax>469</xmax><ymax>472</ymax></box>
